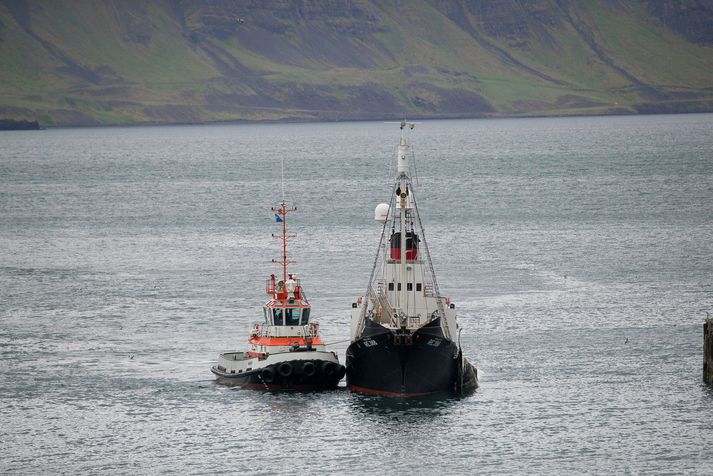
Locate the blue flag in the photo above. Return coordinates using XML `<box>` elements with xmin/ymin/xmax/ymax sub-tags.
<box><xmin>275</xmin><ymin>213</ymin><xmax>283</xmax><ymax>222</ymax></box>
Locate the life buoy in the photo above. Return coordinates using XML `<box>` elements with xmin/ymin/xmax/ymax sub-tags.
<box><xmin>302</xmin><ymin>361</ymin><xmax>316</xmax><ymax>378</ymax></box>
<box><xmin>260</xmin><ymin>367</ymin><xmax>275</xmax><ymax>383</ymax></box>
<box><xmin>322</xmin><ymin>361</ymin><xmax>337</xmax><ymax>378</ymax></box>
<box><xmin>278</xmin><ymin>361</ymin><xmax>293</xmax><ymax>378</ymax></box>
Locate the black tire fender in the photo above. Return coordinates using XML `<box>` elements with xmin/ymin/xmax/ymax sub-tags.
<box><xmin>322</xmin><ymin>361</ymin><xmax>337</xmax><ymax>378</ymax></box>
<box><xmin>302</xmin><ymin>361</ymin><xmax>317</xmax><ymax>378</ymax></box>
<box><xmin>277</xmin><ymin>361</ymin><xmax>293</xmax><ymax>378</ymax></box>
<box><xmin>260</xmin><ymin>367</ymin><xmax>275</xmax><ymax>383</ymax></box>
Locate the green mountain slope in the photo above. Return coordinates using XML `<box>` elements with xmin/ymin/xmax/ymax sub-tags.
<box><xmin>1</xmin><ymin>0</ymin><xmax>712</xmax><ymax>126</ymax></box>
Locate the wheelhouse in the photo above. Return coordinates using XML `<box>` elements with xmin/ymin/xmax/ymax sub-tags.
<box><xmin>263</xmin><ymin>303</ymin><xmax>311</xmax><ymax>326</ymax></box>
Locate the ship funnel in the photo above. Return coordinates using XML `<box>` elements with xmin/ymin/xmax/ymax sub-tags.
<box><xmin>374</xmin><ymin>203</ymin><xmax>390</xmax><ymax>223</ymax></box>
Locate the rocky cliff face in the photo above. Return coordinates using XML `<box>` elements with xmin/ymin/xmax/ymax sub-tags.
<box><xmin>171</xmin><ymin>0</ymin><xmax>390</xmax><ymax>69</ymax></box>
<box><xmin>646</xmin><ymin>0</ymin><xmax>713</xmax><ymax>44</ymax></box>
<box><xmin>1</xmin><ymin>0</ymin><xmax>712</xmax><ymax>125</ymax></box>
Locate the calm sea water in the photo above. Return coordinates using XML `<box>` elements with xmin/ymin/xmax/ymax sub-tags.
<box><xmin>1</xmin><ymin>115</ymin><xmax>712</xmax><ymax>474</ymax></box>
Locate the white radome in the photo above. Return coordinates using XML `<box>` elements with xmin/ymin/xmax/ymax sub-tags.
<box><xmin>374</xmin><ymin>203</ymin><xmax>390</xmax><ymax>223</ymax></box>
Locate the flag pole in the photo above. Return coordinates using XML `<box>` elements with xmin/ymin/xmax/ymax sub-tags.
<box><xmin>281</xmin><ymin>157</ymin><xmax>285</xmax><ymax>202</ymax></box>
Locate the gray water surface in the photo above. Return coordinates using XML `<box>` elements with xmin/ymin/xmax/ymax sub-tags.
<box><xmin>1</xmin><ymin>115</ymin><xmax>712</xmax><ymax>474</ymax></box>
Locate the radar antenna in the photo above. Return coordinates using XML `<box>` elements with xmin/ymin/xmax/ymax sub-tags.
<box><xmin>385</xmin><ymin>119</ymin><xmax>419</xmax><ymax>142</ymax></box>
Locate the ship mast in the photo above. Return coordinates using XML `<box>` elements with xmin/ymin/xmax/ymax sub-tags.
<box><xmin>397</xmin><ymin>130</ymin><xmax>409</xmax><ymax>315</ymax></box>
<box><xmin>270</xmin><ymin>155</ymin><xmax>297</xmax><ymax>284</ymax></box>
<box><xmin>272</xmin><ymin>200</ymin><xmax>296</xmax><ymax>283</ymax></box>
<box><xmin>357</xmin><ymin>119</ymin><xmax>449</xmax><ymax>334</ymax></box>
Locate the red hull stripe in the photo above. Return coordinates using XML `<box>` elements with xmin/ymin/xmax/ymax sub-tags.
<box><xmin>249</xmin><ymin>337</ymin><xmax>324</xmax><ymax>346</ymax></box>
<box><xmin>241</xmin><ymin>383</ymin><xmax>333</xmax><ymax>391</ymax></box>
<box><xmin>348</xmin><ymin>384</ymin><xmax>434</xmax><ymax>398</ymax></box>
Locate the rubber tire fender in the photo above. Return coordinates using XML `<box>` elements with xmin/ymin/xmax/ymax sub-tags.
<box><xmin>302</xmin><ymin>361</ymin><xmax>317</xmax><ymax>378</ymax></box>
<box><xmin>260</xmin><ymin>367</ymin><xmax>275</xmax><ymax>383</ymax></box>
<box><xmin>277</xmin><ymin>361</ymin><xmax>293</xmax><ymax>378</ymax></box>
<box><xmin>322</xmin><ymin>361</ymin><xmax>337</xmax><ymax>378</ymax></box>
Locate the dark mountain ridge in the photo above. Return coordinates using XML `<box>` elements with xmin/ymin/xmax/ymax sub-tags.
<box><xmin>1</xmin><ymin>0</ymin><xmax>712</xmax><ymax>126</ymax></box>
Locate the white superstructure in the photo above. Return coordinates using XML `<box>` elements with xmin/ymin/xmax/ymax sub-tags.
<box><xmin>350</xmin><ymin>120</ymin><xmax>458</xmax><ymax>344</ymax></box>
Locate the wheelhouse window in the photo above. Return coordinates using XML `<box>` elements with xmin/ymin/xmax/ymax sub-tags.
<box><xmin>388</xmin><ymin>282</ymin><xmax>394</xmax><ymax>291</ymax></box>
<box><xmin>264</xmin><ymin>307</ymin><xmax>272</xmax><ymax>325</ymax></box>
<box><xmin>300</xmin><ymin>308</ymin><xmax>311</xmax><ymax>325</ymax></box>
<box><xmin>416</xmin><ymin>283</ymin><xmax>422</xmax><ymax>292</ymax></box>
<box><xmin>407</xmin><ymin>282</ymin><xmax>413</xmax><ymax>291</ymax></box>
<box><xmin>285</xmin><ymin>308</ymin><xmax>301</xmax><ymax>326</ymax></box>
<box><xmin>270</xmin><ymin>306</ymin><xmax>310</xmax><ymax>326</ymax></box>
<box><xmin>272</xmin><ymin>308</ymin><xmax>284</xmax><ymax>325</ymax></box>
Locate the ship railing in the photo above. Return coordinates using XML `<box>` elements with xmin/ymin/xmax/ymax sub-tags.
<box><xmin>367</xmin><ymin>285</ymin><xmax>395</xmax><ymax>325</ymax></box>
<box><xmin>385</xmin><ymin>258</ymin><xmax>424</xmax><ymax>265</ymax></box>
<box><xmin>251</xmin><ymin>323</ymin><xmax>273</xmax><ymax>338</ymax></box>
<box><xmin>423</xmin><ymin>282</ymin><xmax>436</xmax><ymax>297</ymax></box>
<box><xmin>376</xmin><ymin>280</ymin><xmax>385</xmax><ymax>295</ymax></box>
<box><xmin>292</xmin><ymin>322</ymin><xmax>319</xmax><ymax>338</ymax></box>
<box><xmin>265</xmin><ymin>277</ymin><xmax>301</xmax><ymax>296</ymax></box>
<box><xmin>250</xmin><ymin>322</ymin><xmax>317</xmax><ymax>338</ymax></box>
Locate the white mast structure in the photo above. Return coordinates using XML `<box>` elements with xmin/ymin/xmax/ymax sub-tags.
<box><xmin>352</xmin><ymin>120</ymin><xmax>454</xmax><ymax>342</ymax></box>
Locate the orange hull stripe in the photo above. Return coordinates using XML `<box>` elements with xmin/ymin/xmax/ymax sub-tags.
<box><xmin>249</xmin><ymin>337</ymin><xmax>324</xmax><ymax>346</ymax></box>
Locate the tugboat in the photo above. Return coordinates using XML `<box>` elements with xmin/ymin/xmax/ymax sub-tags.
<box><xmin>346</xmin><ymin>120</ymin><xmax>478</xmax><ymax>397</ymax></box>
<box><xmin>211</xmin><ymin>199</ymin><xmax>345</xmax><ymax>390</ymax></box>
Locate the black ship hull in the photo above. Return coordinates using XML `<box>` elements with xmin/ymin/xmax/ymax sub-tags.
<box><xmin>346</xmin><ymin>317</ymin><xmax>477</xmax><ymax>397</ymax></box>
<box><xmin>211</xmin><ymin>359</ymin><xmax>345</xmax><ymax>391</ymax></box>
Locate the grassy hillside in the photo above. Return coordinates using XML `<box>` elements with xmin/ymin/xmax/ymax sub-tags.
<box><xmin>1</xmin><ymin>0</ymin><xmax>712</xmax><ymax>126</ymax></box>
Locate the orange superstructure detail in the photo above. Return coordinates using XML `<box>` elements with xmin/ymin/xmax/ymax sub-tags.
<box><xmin>249</xmin><ymin>336</ymin><xmax>324</xmax><ymax>346</ymax></box>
